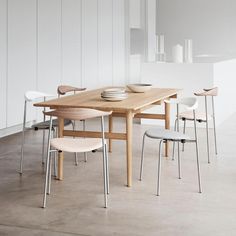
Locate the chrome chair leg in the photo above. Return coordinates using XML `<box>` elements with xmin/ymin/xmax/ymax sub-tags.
<box><xmin>172</xmin><ymin>119</ymin><xmax>177</xmax><ymax>160</ymax></box>
<box><xmin>71</xmin><ymin>120</ymin><xmax>79</xmax><ymax>166</ymax></box>
<box><xmin>52</xmin><ymin>130</ymin><xmax>57</xmax><ymax>177</ymax></box>
<box><xmin>177</xmin><ymin>141</ymin><xmax>181</xmax><ymax>179</ymax></box>
<box><xmin>182</xmin><ymin>119</ymin><xmax>186</xmax><ymax>151</ymax></box>
<box><xmin>101</xmin><ymin>116</ymin><xmax>108</xmax><ymax>208</ymax></box>
<box><xmin>212</xmin><ymin>97</ymin><xmax>218</xmax><ymax>155</ymax></box>
<box><xmin>42</xmin><ymin>130</ymin><xmax>46</xmax><ymax>165</ymax></box>
<box><xmin>176</xmin><ymin>103</ymin><xmax>181</xmax><ymax>179</ymax></box>
<box><xmin>20</xmin><ymin>100</ymin><xmax>27</xmax><ymax>174</ymax></box>
<box><xmin>41</xmin><ymin>104</ymin><xmax>47</xmax><ymax>165</ymax></box>
<box><xmin>43</xmin><ymin>152</ymin><xmax>50</xmax><ymax>208</ymax></box>
<box><xmin>53</xmin><ymin>151</ymin><xmax>57</xmax><ymax>178</ymax></box>
<box><xmin>193</xmin><ymin>110</ymin><xmax>202</xmax><ymax>193</ymax></box>
<box><xmin>47</xmin><ymin>153</ymin><xmax>52</xmax><ymax>194</ymax></box>
<box><xmin>157</xmin><ymin>140</ymin><xmax>163</xmax><ymax>196</ymax></box>
<box><xmin>139</xmin><ymin>134</ymin><xmax>146</xmax><ymax>180</ymax></box>
<box><xmin>43</xmin><ymin>117</ymin><xmax>53</xmax><ymax>208</ymax></box>
<box><xmin>105</xmin><ymin>142</ymin><xmax>109</xmax><ymax>194</ymax></box>
<box><xmin>205</xmin><ymin>96</ymin><xmax>210</xmax><ymax>163</ymax></box>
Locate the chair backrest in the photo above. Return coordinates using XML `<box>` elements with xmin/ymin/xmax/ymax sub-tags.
<box><xmin>25</xmin><ymin>91</ymin><xmax>54</xmax><ymax>102</ymax></box>
<box><xmin>44</xmin><ymin>108</ymin><xmax>112</xmax><ymax>121</ymax></box>
<box><xmin>57</xmin><ymin>85</ymin><xmax>86</xmax><ymax>96</ymax></box>
<box><xmin>165</xmin><ymin>97</ymin><xmax>198</xmax><ymax>111</ymax></box>
<box><xmin>194</xmin><ymin>87</ymin><xmax>218</xmax><ymax>97</ymax></box>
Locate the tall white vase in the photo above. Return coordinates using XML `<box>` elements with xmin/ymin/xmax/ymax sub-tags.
<box><xmin>184</xmin><ymin>39</ymin><xmax>193</xmax><ymax>63</ymax></box>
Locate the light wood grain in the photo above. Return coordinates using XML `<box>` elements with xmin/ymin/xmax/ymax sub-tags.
<box><xmin>126</xmin><ymin>111</ymin><xmax>134</xmax><ymax>187</ymax></box>
<box><xmin>35</xmin><ymin>87</ymin><xmax>180</xmax><ymax>186</ymax></box>
<box><xmin>63</xmin><ymin>130</ymin><xmax>126</xmax><ymax>140</ymax></box>
<box><xmin>35</xmin><ymin>87</ymin><xmax>180</xmax><ymax>112</ymax></box>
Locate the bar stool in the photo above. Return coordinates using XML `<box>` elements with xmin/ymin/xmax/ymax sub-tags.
<box><xmin>42</xmin><ymin>108</ymin><xmax>111</xmax><ymax>208</ymax></box>
<box><xmin>173</xmin><ymin>87</ymin><xmax>218</xmax><ymax>163</ymax></box>
<box><xmin>139</xmin><ymin>97</ymin><xmax>202</xmax><ymax>196</ymax></box>
<box><xmin>20</xmin><ymin>91</ymin><xmax>71</xmax><ymax>174</ymax></box>
<box><xmin>57</xmin><ymin>85</ymin><xmax>87</xmax><ymax>164</ymax></box>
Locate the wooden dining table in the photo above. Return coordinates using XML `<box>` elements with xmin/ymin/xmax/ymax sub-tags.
<box><xmin>34</xmin><ymin>87</ymin><xmax>180</xmax><ymax>187</ymax></box>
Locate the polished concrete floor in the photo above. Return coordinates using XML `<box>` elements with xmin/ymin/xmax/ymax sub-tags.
<box><xmin>0</xmin><ymin>116</ymin><xmax>236</xmax><ymax>236</ymax></box>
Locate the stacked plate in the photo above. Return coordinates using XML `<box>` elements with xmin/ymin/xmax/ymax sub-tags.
<box><xmin>101</xmin><ymin>87</ymin><xmax>128</xmax><ymax>101</ymax></box>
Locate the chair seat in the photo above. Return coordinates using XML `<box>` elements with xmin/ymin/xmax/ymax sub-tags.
<box><xmin>32</xmin><ymin>119</ymin><xmax>72</xmax><ymax>130</ymax></box>
<box><xmin>145</xmin><ymin>128</ymin><xmax>191</xmax><ymax>141</ymax></box>
<box><xmin>179</xmin><ymin>111</ymin><xmax>212</xmax><ymax>122</ymax></box>
<box><xmin>50</xmin><ymin>138</ymin><xmax>103</xmax><ymax>153</ymax></box>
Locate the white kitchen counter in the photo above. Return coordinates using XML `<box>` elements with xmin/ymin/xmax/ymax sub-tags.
<box><xmin>141</xmin><ymin>59</ymin><xmax>236</xmax><ymax>127</ymax></box>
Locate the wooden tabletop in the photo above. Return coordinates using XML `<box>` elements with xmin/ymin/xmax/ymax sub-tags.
<box><xmin>34</xmin><ymin>87</ymin><xmax>180</xmax><ymax>112</ymax></box>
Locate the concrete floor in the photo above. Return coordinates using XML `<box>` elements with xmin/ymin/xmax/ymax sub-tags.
<box><xmin>0</xmin><ymin>116</ymin><xmax>236</xmax><ymax>236</ymax></box>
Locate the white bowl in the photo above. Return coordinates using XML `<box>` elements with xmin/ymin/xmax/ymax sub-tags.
<box><xmin>127</xmin><ymin>84</ymin><xmax>152</xmax><ymax>93</ymax></box>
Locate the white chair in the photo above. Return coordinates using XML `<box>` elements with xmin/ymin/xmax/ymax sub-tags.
<box><xmin>42</xmin><ymin>108</ymin><xmax>111</xmax><ymax>208</ymax></box>
<box><xmin>140</xmin><ymin>97</ymin><xmax>202</xmax><ymax>196</ymax></box>
<box><xmin>173</xmin><ymin>87</ymin><xmax>218</xmax><ymax>163</ymax></box>
<box><xmin>20</xmin><ymin>91</ymin><xmax>71</xmax><ymax>174</ymax></box>
<box><xmin>57</xmin><ymin>85</ymin><xmax>87</xmax><ymax>164</ymax></box>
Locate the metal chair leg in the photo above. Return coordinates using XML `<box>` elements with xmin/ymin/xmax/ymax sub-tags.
<box><xmin>177</xmin><ymin>141</ymin><xmax>181</xmax><ymax>179</ymax></box>
<box><xmin>205</xmin><ymin>96</ymin><xmax>210</xmax><ymax>163</ymax></box>
<box><xmin>47</xmin><ymin>153</ymin><xmax>52</xmax><ymax>194</ymax></box>
<box><xmin>52</xmin><ymin>130</ymin><xmax>57</xmax><ymax>177</ymax></box>
<box><xmin>139</xmin><ymin>134</ymin><xmax>146</xmax><ymax>180</ymax></box>
<box><xmin>20</xmin><ymin>100</ymin><xmax>27</xmax><ymax>174</ymax></box>
<box><xmin>42</xmin><ymin>130</ymin><xmax>46</xmax><ymax>165</ymax></box>
<box><xmin>176</xmin><ymin>104</ymin><xmax>181</xmax><ymax>179</ymax></box>
<box><xmin>193</xmin><ymin>110</ymin><xmax>202</xmax><ymax>193</ymax></box>
<box><xmin>212</xmin><ymin>97</ymin><xmax>218</xmax><ymax>155</ymax></box>
<box><xmin>43</xmin><ymin>117</ymin><xmax>53</xmax><ymax>208</ymax></box>
<box><xmin>105</xmin><ymin>142</ymin><xmax>109</xmax><ymax>194</ymax></box>
<box><xmin>182</xmin><ymin>119</ymin><xmax>186</xmax><ymax>151</ymax></box>
<box><xmin>102</xmin><ymin>145</ymin><xmax>108</xmax><ymax>208</ymax></box>
<box><xmin>53</xmin><ymin>151</ymin><xmax>57</xmax><ymax>178</ymax></box>
<box><xmin>157</xmin><ymin>140</ymin><xmax>163</xmax><ymax>196</ymax></box>
<box><xmin>71</xmin><ymin>120</ymin><xmax>79</xmax><ymax>166</ymax></box>
<box><xmin>101</xmin><ymin>116</ymin><xmax>108</xmax><ymax>208</ymax></box>
<box><xmin>172</xmin><ymin>119</ymin><xmax>177</xmax><ymax>160</ymax></box>
<box><xmin>43</xmin><ymin>152</ymin><xmax>50</xmax><ymax>208</ymax></box>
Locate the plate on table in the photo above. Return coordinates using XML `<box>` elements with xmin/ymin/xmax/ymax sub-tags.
<box><xmin>101</xmin><ymin>87</ymin><xmax>128</xmax><ymax>101</ymax></box>
<box><xmin>101</xmin><ymin>95</ymin><xmax>128</xmax><ymax>102</ymax></box>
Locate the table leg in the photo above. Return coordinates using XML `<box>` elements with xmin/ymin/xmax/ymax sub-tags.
<box><xmin>165</xmin><ymin>101</ymin><xmax>170</xmax><ymax>157</ymax></box>
<box><xmin>108</xmin><ymin>115</ymin><xmax>113</xmax><ymax>152</ymax></box>
<box><xmin>57</xmin><ymin>117</ymin><xmax>64</xmax><ymax>180</ymax></box>
<box><xmin>126</xmin><ymin>111</ymin><xmax>133</xmax><ymax>187</ymax></box>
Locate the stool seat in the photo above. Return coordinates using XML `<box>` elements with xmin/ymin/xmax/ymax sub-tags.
<box><xmin>145</xmin><ymin>128</ymin><xmax>191</xmax><ymax>141</ymax></box>
<box><xmin>51</xmin><ymin>138</ymin><xmax>103</xmax><ymax>153</ymax></box>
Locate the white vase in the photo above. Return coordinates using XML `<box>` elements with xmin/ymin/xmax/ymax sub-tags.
<box><xmin>184</xmin><ymin>39</ymin><xmax>193</xmax><ymax>63</ymax></box>
<box><xmin>172</xmin><ymin>44</ymin><xmax>183</xmax><ymax>63</ymax></box>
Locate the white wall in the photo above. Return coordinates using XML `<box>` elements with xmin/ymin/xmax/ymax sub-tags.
<box><xmin>214</xmin><ymin>59</ymin><xmax>236</xmax><ymax>124</ymax></box>
<box><xmin>156</xmin><ymin>0</ymin><xmax>236</xmax><ymax>61</ymax></box>
<box><xmin>0</xmin><ymin>0</ymin><xmax>128</xmax><ymax>134</ymax></box>
<box><xmin>0</xmin><ymin>0</ymin><xmax>7</xmax><ymax>129</ymax></box>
